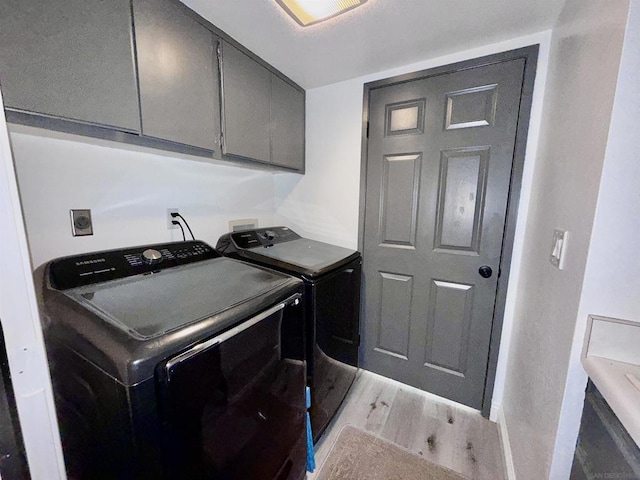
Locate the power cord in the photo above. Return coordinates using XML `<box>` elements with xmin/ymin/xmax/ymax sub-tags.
<box><xmin>171</xmin><ymin>212</ymin><xmax>195</xmax><ymax>240</ymax></box>
<box><xmin>172</xmin><ymin>220</ymin><xmax>186</xmax><ymax>241</ymax></box>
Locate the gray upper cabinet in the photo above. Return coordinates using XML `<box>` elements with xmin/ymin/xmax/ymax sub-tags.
<box><xmin>133</xmin><ymin>0</ymin><xmax>219</xmax><ymax>151</ymax></box>
<box><xmin>1</xmin><ymin>0</ymin><xmax>303</xmax><ymax>171</ymax></box>
<box><xmin>220</xmin><ymin>40</ymin><xmax>305</xmax><ymax>171</ymax></box>
<box><xmin>271</xmin><ymin>75</ymin><xmax>305</xmax><ymax>171</ymax></box>
<box><xmin>220</xmin><ymin>41</ymin><xmax>272</xmax><ymax>164</ymax></box>
<box><xmin>0</xmin><ymin>0</ymin><xmax>139</xmax><ymax>132</ymax></box>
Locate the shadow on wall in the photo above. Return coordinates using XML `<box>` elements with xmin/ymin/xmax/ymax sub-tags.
<box><xmin>273</xmin><ymin>172</ymin><xmax>356</xmax><ymax>249</ymax></box>
<box><xmin>10</xmin><ymin>130</ymin><xmax>278</xmax><ymax>267</ymax></box>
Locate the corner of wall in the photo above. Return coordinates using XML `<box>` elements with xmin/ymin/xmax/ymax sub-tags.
<box><xmin>549</xmin><ymin>2</ymin><xmax>638</xmax><ymax>477</ymax></box>
<box><xmin>498</xmin><ymin>0</ymin><xmax>632</xmax><ymax>478</ymax></box>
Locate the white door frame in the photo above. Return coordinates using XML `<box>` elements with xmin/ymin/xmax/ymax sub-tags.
<box><xmin>0</xmin><ymin>88</ymin><xmax>66</xmax><ymax>478</ymax></box>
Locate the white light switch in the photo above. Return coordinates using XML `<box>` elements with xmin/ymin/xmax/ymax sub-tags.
<box><xmin>550</xmin><ymin>229</ymin><xmax>567</xmax><ymax>269</ymax></box>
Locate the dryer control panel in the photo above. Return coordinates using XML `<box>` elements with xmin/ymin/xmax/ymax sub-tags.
<box><xmin>223</xmin><ymin>226</ymin><xmax>301</xmax><ymax>250</ymax></box>
<box><xmin>49</xmin><ymin>240</ymin><xmax>218</xmax><ymax>290</ymax></box>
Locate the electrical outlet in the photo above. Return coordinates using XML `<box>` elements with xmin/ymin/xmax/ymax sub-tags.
<box><xmin>70</xmin><ymin>209</ymin><xmax>93</xmax><ymax>236</ymax></box>
<box><xmin>167</xmin><ymin>208</ymin><xmax>179</xmax><ymax>230</ymax></box>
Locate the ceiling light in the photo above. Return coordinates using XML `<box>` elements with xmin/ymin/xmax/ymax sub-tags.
<box><xmin>275</xmin><ymin>0</ymin><xmax>368</xmax><ymax>27</ymax></box>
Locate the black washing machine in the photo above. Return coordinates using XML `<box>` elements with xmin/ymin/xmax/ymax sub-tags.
<box><xmin>35</xmin><ymin>240</ymin><xmax>306</xmax><ymax>480</ymax></box>
<box><xmin>216</xmin><ymin>227</ymin><xmax>361</xmax><ymax>442</ymax></box>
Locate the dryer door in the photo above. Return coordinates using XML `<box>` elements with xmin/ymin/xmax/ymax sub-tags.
<box><xmin>155</xmin><ymin>304</ymin><xmax>306</xmax><ymax>480</ymax></box>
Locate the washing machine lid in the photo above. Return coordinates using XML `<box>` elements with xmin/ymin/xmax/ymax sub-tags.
<box><xmin>64</xmin><ymin>257</ymin><xmax>291</xmax><ymax>340</ymax></box>
<box><xmin>239</xmin><ymin>238</ymin><xmax>360</xmax><ymax>278</ymax></box>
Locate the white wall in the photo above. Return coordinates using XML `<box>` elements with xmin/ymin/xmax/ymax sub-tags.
<box><xmin>10</xmin><ymin>129</ymin><xmax>281</xmax><ymax>267</ymax></box>
<box><xmin>550</xmin><ymin>0</ymin><xmax>640</xmax><ymax>477</ymax></box>
<box><xmin>499</xmin><ymin>1</ymin><xmax>630</xmax><ymax>479</ymax></box>
<box><xmin>274</xmin><ymin>80</ymin><xmax>365</xmax><ymax>249</ymax></box>
<box><xmin>578</xmin><ymin>0</ymin><xmax>640</xmax><ymax>321</ymax></box>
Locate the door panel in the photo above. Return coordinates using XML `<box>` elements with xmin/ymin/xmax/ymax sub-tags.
<box><xmin>386</xmin><ymin>99</ymin><xmax>426</xmax><ymax>136</ymax></box>
<box><xmin>445</xmin><ymin>84</ymin><xmax>498</xmax><ymax>130</ymax></box>
<box><xmin>435</xmin><ymin>147</ymin><xmax>489</xmax><ymax>253</ymax></box>
<box><xmin>362</xmin><ymin>58</ymin><xmax>526</xmax><ymax>409</ymax></box>
<box><xmin>425</xmin><ymin>279</ymin><xmax>473</xmax><ymax>375</ymax></box>
<box><xmin>376</xmin><ymin>271</ymin><xmax>413</xmax><ymax>359</ymax></box>
<box><xmin>380</xmin><ymin>154</ymin><xmax>422</xmax><ymax>248</ymax></box>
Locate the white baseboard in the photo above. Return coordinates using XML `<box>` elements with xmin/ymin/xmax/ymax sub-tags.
<box><xmin>490</xmin><ymin>403</ymin><xmax>501</xmax><ymax>422</ymax></box>
<box><xmin>495</xmin><ymin>404</ymin><xmax>517</xmax><ymax>480</ymax></box>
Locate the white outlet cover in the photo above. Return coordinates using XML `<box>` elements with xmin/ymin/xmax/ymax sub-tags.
<box><xmin>167</xmin><ymin>208</ymin><xmax>179</xmax><ymax>229</ymax></box>
<box><xmin>229</xmin><ymin>218</ymin><xmax>258</xmax><ymax>232</ymax></box>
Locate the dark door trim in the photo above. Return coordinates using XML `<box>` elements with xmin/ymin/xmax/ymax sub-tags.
<box><xmin>358</xmin><ymin>45</ymin><xmax>539</xmax><ymax>417</ymax></box>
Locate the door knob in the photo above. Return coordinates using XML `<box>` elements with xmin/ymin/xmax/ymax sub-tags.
<box><xmin>478</xmin><ymin>265</ymin><xmax>493</xmax><ymax>278</ymax></box>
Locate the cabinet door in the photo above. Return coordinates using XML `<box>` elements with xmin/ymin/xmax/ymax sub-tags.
<box><xmin>133</xmin><ymin>0</ymin><xmax>219</xmax><ymax>151</ymax></box>
<box><xmin>0</xmin><ymin>0</ymin><xmax>139</xmax><ymax>132</ymax></box>
<box><xmin>571</xmin><ymin>381</ymin><xmax>640</xmax><ymax>478</ymax></box>
<box><xmin>270</xmin><ymin>75</ymin><xmax>305</xmax><ymax>171</ymax></box>
<box><xmin>220</xmin><ymin>42</ymin><xmax>271</xmax><ymax>163</ymax></box>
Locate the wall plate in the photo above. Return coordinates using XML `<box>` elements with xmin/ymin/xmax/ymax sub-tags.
<box><xmin>229</xmin><ymin>218</ymin><xmax>258</xmax><ymax>232</ymax></box>
<box><xmin>71</xmin><ymin>209</ymin><xmax>93</xmax><ymax>236</ymax></box>
<box><xmin>167</xmin><ymin>208</ymin><xmax>179</xmax><ymax>230</ymax></box>
<box><xmin>550</xmin><ymin>229</ymin><xmax>567</xmax><ymax>269</ymax></box>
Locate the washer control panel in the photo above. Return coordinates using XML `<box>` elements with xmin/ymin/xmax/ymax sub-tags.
<box><xmin>229</xmin><ymin>227</ymin><xmax>301</xmax><ymax>250</ymax></box>
<box><xmin>49</xmin><ymin>240</ymin><xmax>218</xmax><ymax>290</ymax></box>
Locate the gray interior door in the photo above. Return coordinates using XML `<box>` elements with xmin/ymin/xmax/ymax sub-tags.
<box><xmin>361</xmin><ymin>58</ymin><xmax>526</xmax><ymax>409</ymax></box>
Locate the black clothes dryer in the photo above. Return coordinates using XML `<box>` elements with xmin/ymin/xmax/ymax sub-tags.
<box><xmin>216</xmin><ymin>227</ymin><xmax>361</xmax><ymax>442</ymax></box>
<box><xmin>35</xmin><ymin>240</ymin><xmax>306</xmax><ymax>480</ymax></box>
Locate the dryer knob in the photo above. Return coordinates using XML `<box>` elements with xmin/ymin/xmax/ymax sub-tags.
<box><xmin>142</xmin><ymin>249</ymin><xmax>163</xmax><ymax>265</ymax></box>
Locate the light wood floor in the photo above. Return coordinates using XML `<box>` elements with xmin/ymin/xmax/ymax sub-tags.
<box><xmin>308</xmin><ymin>369</ymin><xmax>506</xmax><ymax>480</ymax></box>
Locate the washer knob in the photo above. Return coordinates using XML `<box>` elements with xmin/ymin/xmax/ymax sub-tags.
<box><xmin>142</xmin><ymin>249</ymin><xmax>163</xmax><ymax>265</ymax></box>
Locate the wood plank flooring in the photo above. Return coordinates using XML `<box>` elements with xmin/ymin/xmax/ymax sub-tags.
<box><xmin>308</xmin><ymin>370</ymin><xmax>506</xmax><ymax>480</ymax></box>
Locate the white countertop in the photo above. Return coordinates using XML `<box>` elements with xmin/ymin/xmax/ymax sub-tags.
<box><xmin>582</xmin><ymin>355</ymin><xmax>640</xmax><ymax>447</ymax></box>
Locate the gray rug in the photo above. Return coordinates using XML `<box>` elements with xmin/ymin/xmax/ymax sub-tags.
<box><xmin>316</xmin><ymin>425</ymin><xmax>467</xmax><ymax>480</ymax></box>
